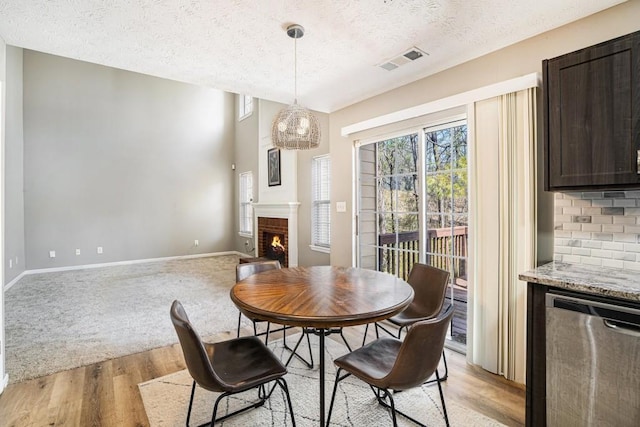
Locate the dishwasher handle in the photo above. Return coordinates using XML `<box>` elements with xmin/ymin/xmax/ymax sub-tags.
<box><xmin>546</xmin><ymin>292</ymin><xmax>640</xmax><ymax>327</ymax></box>
<box><xmin>603</xmin><ymin>319</ymin><xmax>640</xmax><ymax>337</ymax></box>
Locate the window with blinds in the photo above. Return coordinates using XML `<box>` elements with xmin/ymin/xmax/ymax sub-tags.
<box><xmin>239</xmin><ymin>171</ymin><xmax>253</xmax><ymax>236</ymax></box>
<box><xmin>312</xmin><ymin>155</ymin><xmax>331</xmax><ymax>249</ymax></box>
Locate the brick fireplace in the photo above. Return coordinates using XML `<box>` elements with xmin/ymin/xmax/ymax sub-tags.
<box><xmin>253</xmin><ymin>202</ymin><xmax>300</xmax><ymax>267</ymax></box>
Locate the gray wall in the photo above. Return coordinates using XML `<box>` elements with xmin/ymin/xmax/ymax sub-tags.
<box><xmin>22</xmin><ymin>51</ymin><xmax>236</xmax><ymax>269</ymax></box>
<box><xmin>4</xmin><ymin>46</ymin><xmax>24</xmax><ymax>283</ymax></box>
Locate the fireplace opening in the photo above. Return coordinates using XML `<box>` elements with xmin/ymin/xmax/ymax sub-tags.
<box><xmin>264</xmin><ymin>231</ymin><xmax>286</xmax><ymax>265</ymax></box>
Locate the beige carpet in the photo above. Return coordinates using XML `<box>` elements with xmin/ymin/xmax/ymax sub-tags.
<box><xmin>5</xmin><ymin>255</ymin><xmax>244</xmax><ymax>383</ymax></box>
<box><xmin>139</xmin><ymin>335</ymin><xmax>505</xmax><ymax>427</ymax></box>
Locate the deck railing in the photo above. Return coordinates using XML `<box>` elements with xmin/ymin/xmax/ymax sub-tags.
<box><xmin>378</xmin><ymin>226</ymin><xmax>468</xmax><ymax>285</ymax></box>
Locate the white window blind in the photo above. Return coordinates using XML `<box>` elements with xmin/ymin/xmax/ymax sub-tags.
<box><xmin>239</xmin><ymin>94</ymin><xmax>253</xmax><ymax>120</ymax></box>
<box><xmin>239</xmin><ymin>171</ymin><xmax>253</xmax><ymax>235</ymax></box>
<box><xmin>312</xmin><ymin>155</ymin><xmax>331</xmax><ymax>248</ymax></box>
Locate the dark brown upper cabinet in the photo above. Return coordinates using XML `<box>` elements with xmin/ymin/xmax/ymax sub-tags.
<box><xmin>544</xmin><ymin>31</ymin><xmax>640</xmax><ymax>191</ymax></box>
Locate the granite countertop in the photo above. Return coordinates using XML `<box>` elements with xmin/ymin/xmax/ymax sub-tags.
<box><xmin>519</xmin><ymin>261</ymin><xmax>640</xmax><ymax>302</ymax></box>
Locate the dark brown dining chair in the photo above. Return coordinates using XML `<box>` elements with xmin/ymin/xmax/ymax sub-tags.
<box><xmin>327</xmin><ymin>304</ymin><xmax>454</xmax><ymax>427</ymax></box>
<box><xmin>362</xmin><ymin>263</ymin><xmax>450</xmax><ymax>382</ymax></box>
<box><xmin>170</xmin><ymin>300</ymin><xmax>296</xmax><ymax>426</ymax></box>
<box><xmin>236</xmin><ymin>260</ymin><xmax>313</xmax><ymax>367</ymax></box>
<box><xmin>235</xmin><ymin>260</ymin><xmax>282</xmax><ymax>340</ymax></box>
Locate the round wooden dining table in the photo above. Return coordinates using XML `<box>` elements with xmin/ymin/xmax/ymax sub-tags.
<box><xmin>230</xmin><ymin>265</ymin><xmax>414</xmax><ymax>426</ymax></box>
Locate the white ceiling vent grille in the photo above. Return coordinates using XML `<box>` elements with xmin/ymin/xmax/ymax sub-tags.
<box><xmin>378</xmin><ymin>46</ymin><xmax>428</xmax><ymax>71</ymax></box>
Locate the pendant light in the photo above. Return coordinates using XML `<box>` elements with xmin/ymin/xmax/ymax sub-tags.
<box><xmin>271</xmin><ymin>24</ymin><xmax>320</xmax><ymax>150</ymax></box>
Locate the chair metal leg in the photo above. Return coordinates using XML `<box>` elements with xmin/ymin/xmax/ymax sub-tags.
<box><xmin>236</xmin><ymin>312</ymin><xmax>243</xmax><ymax>338</ymax></box>
<box><xmin>186</xmin><ymin>380</ymin><xmax>197</xmax><ymax>427</ymax></box>
<box><xmin>374</xmin><ymin>382</ymin><xmax>450</xmax><ymax>427</ymax></box>
<box><xmin>435</xmin><ymin>370</ymin><xmax>450</xmax><ymax>427</ymax></box>
<box><xmin>362</xmin><ymin>323</ymin><xmax>369</xmax><ymax>347</ymax></box>
<box><xmin>277</xmin><ymin>378</ymin><xmax>297</xmax><ymax>427</ymax></box>
<box><xmin>326</xmin><ymin>368</ymin><xmax>351</xmax><ymax>426</ymax></box>
<box><xmin>207</xmin><ymin>385</ymin><xmax>268</xmax><ymax>426</ymax></box>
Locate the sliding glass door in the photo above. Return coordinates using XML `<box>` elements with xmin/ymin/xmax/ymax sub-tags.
<box><xmin>356</xmin><ymin>119</ymin><xmax>468</xmax><ymax>349</ymax></box>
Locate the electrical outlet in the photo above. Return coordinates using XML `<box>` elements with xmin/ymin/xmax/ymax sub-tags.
<box><xmin>49</xmin><ymin>250</ymin><xmax>56</xmax><ymax>258</ymax></box>
<box><xmin>9</xmin><ymin>259</ymin><xmax>12</xmax><ymax>268</ymax></box>
<box><xmin>97</xmin><ymin>246</ymin><xmax>103</xmax><ymax>254</ymax></box>
<box><xmin>75</xmin><ymin>249</ymin><xmax>81</xmax><ymax>255</ymax></box>
<box><xmin>194</xmin><ymin>240</ymin><xmax>199</xmax><ymax>247</ymax></box>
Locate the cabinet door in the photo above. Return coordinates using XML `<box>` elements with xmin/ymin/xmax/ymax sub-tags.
<box><xmin>545</xmin><ymin>31</ymin><xmax>640</xmax><ymax>191</ymax></box>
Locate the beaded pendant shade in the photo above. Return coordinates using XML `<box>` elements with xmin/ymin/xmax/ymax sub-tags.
<box><xmin>271</xmin><ymin>24</ymin><xmax>321</xmax><ymax>150</ymax></box>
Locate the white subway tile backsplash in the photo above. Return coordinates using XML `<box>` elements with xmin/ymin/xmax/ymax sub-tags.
<box><xmin>602</xmin><ymin>241</ymin><xmax>624</xmax><ymax>251</ymax></box>
<box><xmin>554</xmin><ymin>192</ymin><xmax>640</xmax><ymax>270</ymax></box>
<box><xmin>582</xmin><ymin>240</ymin><xmax>603</xmax><ymax>249</ymax></box>
<box><xmin>590</xmin><ymin>249</ymin><xmax>612</xmax><ymax>258</ymax></box>
<box><xmin>582</xmin><ymin>257</ymin><xmax>602</xmax><ymax>266</ymax></box>
<box><xmin>572</xmin><ymin>248</ymin><xmax>591</xmax><ymax>256</ymax></box>
<box><xmin>591</xmin><ymin>199</ymin><xmax>613</xmax><ymax>207</ymax></box>
<box><xmin>582</xmin><ymin>207</ymin><xmax>603</xmax><ymax>215</ymax></box>
<box><xmin>563</xmin><ymin>207</ymin><xmax>582</xmax><ymax>215</ymax></box>
<box><xmin>613</xmin><ymin>233</ymin><xmax>639</xmax><ymax>243</ymax></box>
<box><xmin>614</xmin><ymin>199</ymin><xmax>637</xmax><ymax>207</ymax></box>
<box><xmin>613</xmin><ymin>216</ymin><xmax>637</xmax><ymax>224</ymax></box>
<box><xmin>563</xmin><ymin>223</ymin><xmax>582</xmax><ymax>231</ymax></box>
<box><xmin>612</xmin><ymin>252</ymin><xmax>637</xmax><ymax>261</ymax></box>
<box><xmin>562</xmin><ymin>255</ymin><xmax>582</xmax><ymax>263</ymax></box>
<box><xmin>624</xmin><ymin>225</ymin><xmax>640</xmax><ymax>234</ymax></box>
<box><xmin>572</xmin><ymin>231</ymin><xmax>592</xmax><ymax>239</ymax></box>
<box><xmin>602</xmin><ymin>224</ymin><xmax>624</xmax><ymax>233</ymax></box>
<box><xmin>602</xmin><ymin>259</ymin><xmax>624</xmax><ymax>268</ymax></box>
<box><xmin>592</xmin><ymin>216</ymin><xmax>613</xmax><ymax>224</ymax></box>
<box><xmin>572</xmin><ymin>199</ymin><xmax>591</xmax><ymax>207</ymax></box>
<box><xmin>555</xmin><ymin>199</ymin><xmax>572</xmax><ymax>207</ymax></box>
<box><xmin>623</xmin><ymin>261</ymin><xmax>640</xmax><ymax>271</ymax></box>
<box><xmin>624</xmin><ymin>243</ymin><xmax>640</xmax><ymax>253</ymax></box>
<box><xmin>593</xmin><ymin>233</ymin><xmax>613</xmax><ymax>241</ymax></box>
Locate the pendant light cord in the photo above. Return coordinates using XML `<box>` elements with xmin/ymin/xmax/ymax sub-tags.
<box><xmin>294</xmin><ymin>35</ymin><xmax>298</xmax><ymax>104</ymax></box>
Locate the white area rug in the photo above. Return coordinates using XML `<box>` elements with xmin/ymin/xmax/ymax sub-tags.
<box><xmin>5</xmin><ymin>255</ymin><xmax>243</xmax><ymax>383</ymax></box>
<box><xmin>139</xmin><ymin>335</ymin><xmax>505</xmax><ymax>427</ymax></box>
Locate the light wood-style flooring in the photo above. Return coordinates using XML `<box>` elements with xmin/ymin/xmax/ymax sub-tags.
<box><xmin>0</xmin><ymin>327</ymin><xmax>525</xmax><ymax>426</ymax></box>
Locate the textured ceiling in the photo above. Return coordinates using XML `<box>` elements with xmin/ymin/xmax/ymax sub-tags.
<box><xmin>0</xmin><ymin>0</ymin><xmax>626</xmax><ymax>112</ymax></box>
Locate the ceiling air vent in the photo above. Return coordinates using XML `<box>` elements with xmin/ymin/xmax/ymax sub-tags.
<box><xmin>378</xmin><ymin>46</ymin><xmax>428</xmax><ymax>71</ymax></box>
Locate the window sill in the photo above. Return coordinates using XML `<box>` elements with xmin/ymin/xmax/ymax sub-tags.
<box><xmin>238</xmin><ymin>111</ymin><xmax>253</xmax><ymax>122</ymax></box>
<box><xmin>309</xmin><ymin>245</ymin><xmax>330</xmax><ymax>254</ymax></box>
<box><xmin>239</xmin><ymin>232</ymin><xmax>253</xmax><ymax>238</ymax></box>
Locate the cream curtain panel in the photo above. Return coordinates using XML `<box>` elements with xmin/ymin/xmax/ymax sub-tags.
<box><xmin>467</xmin><ymin>88</ymin><xmax>537</xmax><ymax>383</ymax></box>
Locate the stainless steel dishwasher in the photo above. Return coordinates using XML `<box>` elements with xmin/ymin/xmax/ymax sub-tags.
<box><xmin>546</xmin><ymin>291</ymin><xmax>640</xmax><ymax>426</ymax></box>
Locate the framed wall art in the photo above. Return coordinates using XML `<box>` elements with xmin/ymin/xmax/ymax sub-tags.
<box><xmin>268</xmin><ymin>148</ymin><xmax>281</xmax><ymax>187</ymax></box>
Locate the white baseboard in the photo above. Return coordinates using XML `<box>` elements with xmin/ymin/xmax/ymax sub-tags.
<box><xmin>4</xmin><ymin>271</ymin><xmax>26</xmax><ymax>291</ymax></box>
<box><xmin>0</xmin><ymin>374</ymin><xmax>8</xmax><ymax>394</ymax></box>
<box><xmin>6</xmin><ymin>251</ymin><xmax>246</xmax><ymax>287</ymax></box>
